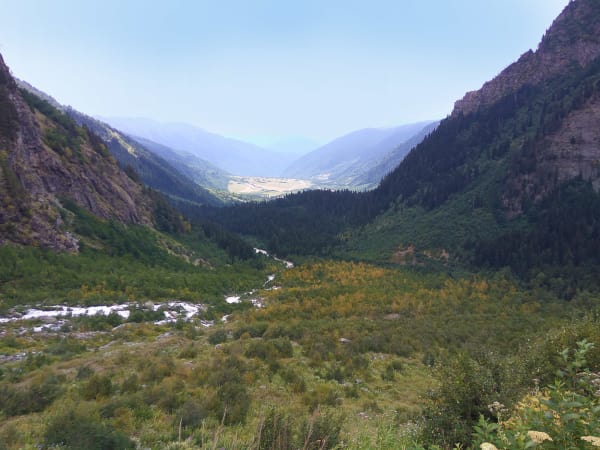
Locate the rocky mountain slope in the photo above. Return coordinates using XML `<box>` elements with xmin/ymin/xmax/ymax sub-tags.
<box><xmin>454</xmin><ymin>0</ymin><xmax>600</xmax><ymax>116</ymax></box>
<box><xmin>282</xmin><ymin>121</ymin><xmax>436</xmax><ymax>188</ymax></box>
<box><xmin>0</xmin><ymin>53</ymin><xmax>153</xmax><ymax>250</ymax></box>
<box><xmin>16</xmin><ymin>80</ymin><xmax>225</xmax><ymax>206</ymax></box>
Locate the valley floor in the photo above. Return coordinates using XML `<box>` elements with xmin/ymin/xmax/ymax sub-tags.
<box><xmin>227</xmin><ymin>176</ymin><xmax>313</xmax><ymax>198</ymax></box>
<box><xmin>2</xmin><ymin>254</ymin><xmax>597</xmax><ymax>449</ymax></box>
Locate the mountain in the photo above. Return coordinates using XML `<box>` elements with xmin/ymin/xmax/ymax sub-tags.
<box><xmin>16</xmin><ymin>80</ymin><xmax>225</xmax><ymax>207</ymax></box>
<box><xmin>130</xmin><ymin>136</ymin><xmax>230</xmax><ymax>191</ymax></box>
<box><xmin>101</xmin><ymin>117</ymin><xmax>299</xmax><ymax>177</ymax></box>
<box><xmin>0</xmin><ymin>53</ymin><xmax>153</xmax><ymax>250</ymax></box>
<box><xmin>345</xmin><ymin>121</ymin><xmax>439</xmax><ymax>188</ymax></box>
<box><xmin>210</xmin><ymin>0</ymin><xmax>600</xmax><ymax>291</ymax></box>
<box><xmin>282</xmin><ymin>121</ymin><xmax>437</xmax><ymax>188</ymax></box>
<box><xmin>453</xmin><ymin>0</ymin><xmax>600</xmax><ymax>117</ymax></box>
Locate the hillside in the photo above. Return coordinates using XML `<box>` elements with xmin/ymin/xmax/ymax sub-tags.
<box><xmin>102</xmin><ymin>117</ymin><xmax>299</xmax><ymax>177</ymax></box>
<box><xmin>16</xmin><ymin>80</ymin><xmax>225</xmax><ymax>207</ymax></box>
<box><xmin>129</xmin><ymin>136</ymin><xmax>230</xmax><ymax>192</ymax></box>
<box><xmin>282</xmin><ymin>121</ymin><xmax>437</xmax><ymax>189</ymax></box>
<box><xmin>0</xmin><ymin>53</ymin><xmax>153</xmax><ymax>250</ymax></box>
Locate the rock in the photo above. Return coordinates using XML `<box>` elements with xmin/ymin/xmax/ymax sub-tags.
<box><xmin>0</xmin><ymin>52</ymin><xmax>154</xmax><ymax>251</ymax></box>
<box><xmin>453</xmin><ymin>0</ymin><xmax>600</xmax><ymax>117</ymax></box>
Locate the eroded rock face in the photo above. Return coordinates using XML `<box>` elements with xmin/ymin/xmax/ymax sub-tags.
<box><xmin>453</xmin><ymin>0</ymin><xmax>600</xmax><ymax>117</ymax></box>
<box><xmin>0</xmin><ymin>53</ymin><xmax>153</xmax><ymax>250</ymax></box>
<box><xmin>502</xmin><ymin>93</ymin><xmax>600</xmax><ymax>217</ymax></box>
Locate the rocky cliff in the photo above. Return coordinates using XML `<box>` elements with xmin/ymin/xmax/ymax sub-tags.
<box><xmin>0</xmin><ymin>53</ymin><xmax>153</xmax><ymax>250</ymax></box>
<box><xmin>453</xmin><ymin>0</ymin><xmax>600</xmax><ymax>117</ymax></box>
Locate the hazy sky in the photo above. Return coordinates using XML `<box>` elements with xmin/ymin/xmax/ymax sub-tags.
<box><xmin>0</xmin><ymin>0</ymin><xmax>569</xmax><ymax>145</ymax></box>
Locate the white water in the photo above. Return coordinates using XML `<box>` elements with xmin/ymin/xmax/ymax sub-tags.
<box><xmin>0</xmin><ymin>249</ymin><xmax>293</xmax><ymax>330</ymax></box>
<box><xmin>0</xmin><ymin>301</ymin><xmax>206</xmax><ymax>326</ymax></box>
<box><xmin>254</xmin><ymin>248</ymin><xmax>294</xmax><ymax>268</ymax></box>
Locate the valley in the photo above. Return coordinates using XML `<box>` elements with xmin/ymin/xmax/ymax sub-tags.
<box><xmin>227</xmin><ymin>176</ymin><xmax>314</xmax><ymax>199</ymax></box>
<box><xmin>2</xmin><ymin>0</ymin><xmax>600</xmax><ymax>449</ymax></box>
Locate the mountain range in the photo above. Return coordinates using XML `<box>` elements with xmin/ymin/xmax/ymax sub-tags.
<box><xmin>104</xmin><ymin>116</ymin><xmax>436</xmax><ymax>189</ymax></box>
<box><xmin>282</xmin><ymin>121</ymin><xmax>438</xmax><ymax>188</ymax></box>
<box><xmin>101</xmin><ymin>117</ymin><xmax>300</xmax><ymax>178</ymax></box>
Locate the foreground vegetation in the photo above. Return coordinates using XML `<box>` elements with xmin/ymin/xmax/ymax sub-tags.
<box><xmin>2</xmin><ymin>257</ymin><xmax>599</xmax><ymax>449</ymax></box>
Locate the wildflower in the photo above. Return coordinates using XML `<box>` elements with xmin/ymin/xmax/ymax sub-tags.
<box><xmin>487</xmin><ymin>401</ymin><xmax>507</xmax><ymax>415</ymax></box>
<box><xmin>480</xmin><ymin>443</ymin><xmax>498</xmax><ymax>450</ymax></box>
<box><xmin>581</xmin><ymin>436</ymin><xmax>600</xmax><ymax>447</ymax></box>
<box><xmin>527</xmin><ymin>430</ymin><xmax>553</xmax><ymax>444</ymax></box>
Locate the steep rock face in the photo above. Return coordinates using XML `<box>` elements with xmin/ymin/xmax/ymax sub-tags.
<box><xmin>453</xmin><ymin>0</ymin><xmax>600</xmax><ymax>116</ymax></box>
<box><xmin>0</xmin><ymin>53</ymin><xmax>153</xmax><ymax>250</ymax></box>
<box><xmin>503</xmin><ymin>90</ymin><xmax>600</xmax><ymax>216</ymax></box>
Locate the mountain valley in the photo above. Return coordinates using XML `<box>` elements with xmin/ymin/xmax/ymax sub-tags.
<box><xmin>2</xmin><ymin>1</ymin><xmax>600</xmax><ymax>449</ymax></box>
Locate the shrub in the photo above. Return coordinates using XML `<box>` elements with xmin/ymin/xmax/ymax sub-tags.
<box><xmin>44</xmin><ymin>410</ymin><xmax>134</xmax><ymax>450</ymax></box>
<box><xmin>0</xmin><ymin>374</ymin><xmax>63</xmax><ymax>416</ymax></box>
<box><xmin>178</xmin><ymin>399</ymin><xmax>211</xmax><ymax>428</ymax></box>
<box><xmin>46</xmin><ymin>337</ymin><xmax>87</xmax><ymax>358</ymax></box>
<box><xmin>472</xmin><ymin>340</ymin><xmax>600</xmax><ymax>449</ymax></box>
<box><xmin>208</xmin><ymin>329</ymin><xmax>228</xmax><ymax>345</ymax></box>
<box><xmin>299</xmin><ymin>411</ymin><xmax>344</xmax><ymax>450</ymax></box>
<box><xmin>120</xmin><ymin>373</ymin><xmax>140</xmax><ymax>394</ymax></box>
<box><xmin>76</xmin><ymin>365</ymin><xmax>94</xmax><ymax>380</ymax></box>
<box><xmin>82</xmin><ymin>374</ymin><xmax>113</xmax><ymax>400</ymax></box>
<box><xmin>215</xmin><ymin>381</ymin><xmax>251</xmax><ymax>425</ymax></box>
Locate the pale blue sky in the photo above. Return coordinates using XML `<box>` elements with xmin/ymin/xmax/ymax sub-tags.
<box><xmin>0</xmin><ymin>0</ymin><xmax>569</xmax><ymax>145</ymax></box>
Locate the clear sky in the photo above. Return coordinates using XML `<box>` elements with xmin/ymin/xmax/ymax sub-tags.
<box><xmin>0</xmin><ymin>0</ymin><xmax>569</xmax><ymax>146</ymax></box>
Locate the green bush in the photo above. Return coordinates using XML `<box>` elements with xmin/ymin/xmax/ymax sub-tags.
<box><xmin>44</xmin><ymin>410</ymin><xmax>134</xmax><ymax>450</ymax></box>
<box><xmin>82</xmin><ymin>374</ymin><xmax>113</xmax><ymax>400</ymax></box>
<box><xmin>0</xmin><ymin>374</ymin><xmax>63</xmax><ymax>416</ymax></box>
<box><xmin>215</xmin><ymin>381</ymin><xmax>251</xmax><ymax>425</ymax></box>
<box><xmin>472</xmin><ymin>340</ymin><xmax>600</xmax><ymax>449</ymax></box>
<box><xmin>208</xmin><ymin>329</ymin><xmax>228</xmax><ymax>345</ymax></box>
<box><xmin>177</xmin><ymin>399</ymin><xmax>211</xmax><ymax>428</ymax></box>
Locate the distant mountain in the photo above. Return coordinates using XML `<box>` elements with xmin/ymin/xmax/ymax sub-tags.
<box><xmin>352</xmin><ymin>121</ymin><xmax>439</xmax><ymax>187</ymax></box>
<box><xmin>0</xmin><ymin>54</ymin><xmax>154</xmax><ymax>250</ymax></box>
<box><xmin>130</xmin><ymin>136</ymin><xmax>230</xmax><ymax>191</ymax></box>
<box><xmin>101</xmin><ymin>117</ymin><xmax>299</xmax><ymax>177</ymax></box>
<box><xmin>16</xmin><ymin>80</ymin><xmax>224</xmax><ymax>207</ymax></box>
<box><xmin>282</xmin><ymin>121</ymin><xmax>437</xmax><ymax>188</ymax></box>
